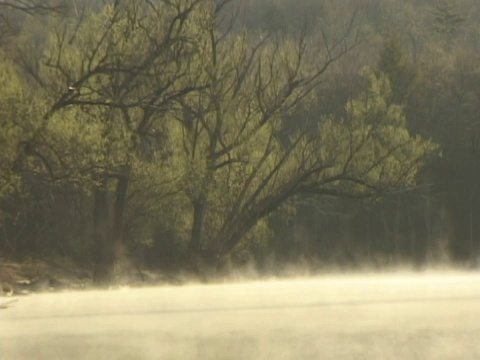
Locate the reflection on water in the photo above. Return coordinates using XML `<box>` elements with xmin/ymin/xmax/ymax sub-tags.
<box><xmin>1</xmin><ymin>272</ymin><xmax>480</xmax><ymax>359</ymax></box>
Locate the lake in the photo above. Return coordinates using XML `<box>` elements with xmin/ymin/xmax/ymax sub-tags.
<box><xmin>1</xmin><ymin>271</ymin><xmax>479</xmax><ymax>359</ymax></box>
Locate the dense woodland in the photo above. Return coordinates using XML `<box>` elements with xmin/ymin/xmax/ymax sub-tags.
<box><xmin>0</xmin><ymin>0</ymin><xmax>479</xmax><ymax>285</ymax></box>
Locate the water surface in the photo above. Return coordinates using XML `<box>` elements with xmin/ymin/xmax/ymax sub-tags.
<box><xmin>1</xmin><ymin>272</ymin><xmax>479</xmax><ymax>359</ymax></box>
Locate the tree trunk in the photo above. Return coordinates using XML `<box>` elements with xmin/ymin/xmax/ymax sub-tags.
<box><xmin>92</xmin><ymin>181</ymin><xmax>112</xmax><ymax>285</ymax></box>
<box><xmin>112</xmin><ymin>174</ymin><xmax>129</xmax><ymax>277</ymax></box>
<box><xmin>92</xmin><ymin>174</ymin><xmax>129</xmax><ymax>285</ymax></box>
<box><xmin>190</xmin><ymin>198</ymin><xmax>206</xmax><ymax>254</ymax></box>
<box><xmin>188</xmin><ymin>197</ymin><xmax>215</xmax><ymax>277</ymax></box>
<box><xmin>220</xmin><ymin>215</ymin><xmax>258</xmax><ymax>258</ymax></box>
<box><xmin>394</xmin><ymin>197</ymin><xmax>401</xmax><ymax>261</ymax></box>
<box><xmin>112</xmin><ymin>174</ymin><xmax>128</xmax><ymax>245</ymax></box>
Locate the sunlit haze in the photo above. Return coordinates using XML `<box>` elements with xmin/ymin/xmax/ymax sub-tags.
<box><xmin>2</xmin><ymin>271</ymin><xmax>480</xmax><ymax>359</ymax></box>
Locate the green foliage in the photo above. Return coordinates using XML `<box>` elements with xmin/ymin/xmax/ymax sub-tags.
<box><xmin>0</xmin><ymin>0</ymin><xmax>455</xmax><ymax>272</ymax></box>
<box><xmin>319</xmin><ymin>68</ymin><xmax>438</xmax><ymax>195</ymax></box>
<box><xmin>0</xmin><ymin>56</ymin><xmax>43</xmax><ymax>202</ymax></box>
<box><xmin>166</xmin><ymin>6</ymin><xmax>436</xmax><ymax>257</ymax></box>
<box><xmin>42</xmin><ymin>107</ymin><xmax>134</xmax><ymax>186</ymax></box>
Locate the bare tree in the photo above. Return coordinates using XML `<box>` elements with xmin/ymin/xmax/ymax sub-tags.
<box><xmin>169</xmin><ymin>4</ymin><xmax>436</xmax><ymax>273</ymax></box>
<box><xmin>16</xmin><ymin>0</ymin><xmax>208</xmax><ymax>283</ymax></box>
<box><xmin>0</xmin><ymin>1</ymin><xmax>63</xmax><ymax>14</ymax></box>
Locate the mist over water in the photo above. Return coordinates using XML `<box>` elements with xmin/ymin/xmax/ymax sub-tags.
<box><xmin>1</xmin><ymin>271</ymin><xmax>480</xmax><ymax>359</ymax></box>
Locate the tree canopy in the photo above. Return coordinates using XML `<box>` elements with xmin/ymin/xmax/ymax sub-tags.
<box><xmin>2</xmin><ymin>0</ymin><xmax>475</xmax><ymax>285</ymax></box>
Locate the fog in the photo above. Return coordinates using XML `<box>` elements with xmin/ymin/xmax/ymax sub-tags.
<box><xmin>1</xmin><ymin>271</ymin><xmax>480</xmax><ymax>359</ymax></box>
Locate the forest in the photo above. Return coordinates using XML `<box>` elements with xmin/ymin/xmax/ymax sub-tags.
<box><xmin>0</xmin><ymin>0</ymin><xmax>479</xmax><ymax>286</ymax></box>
